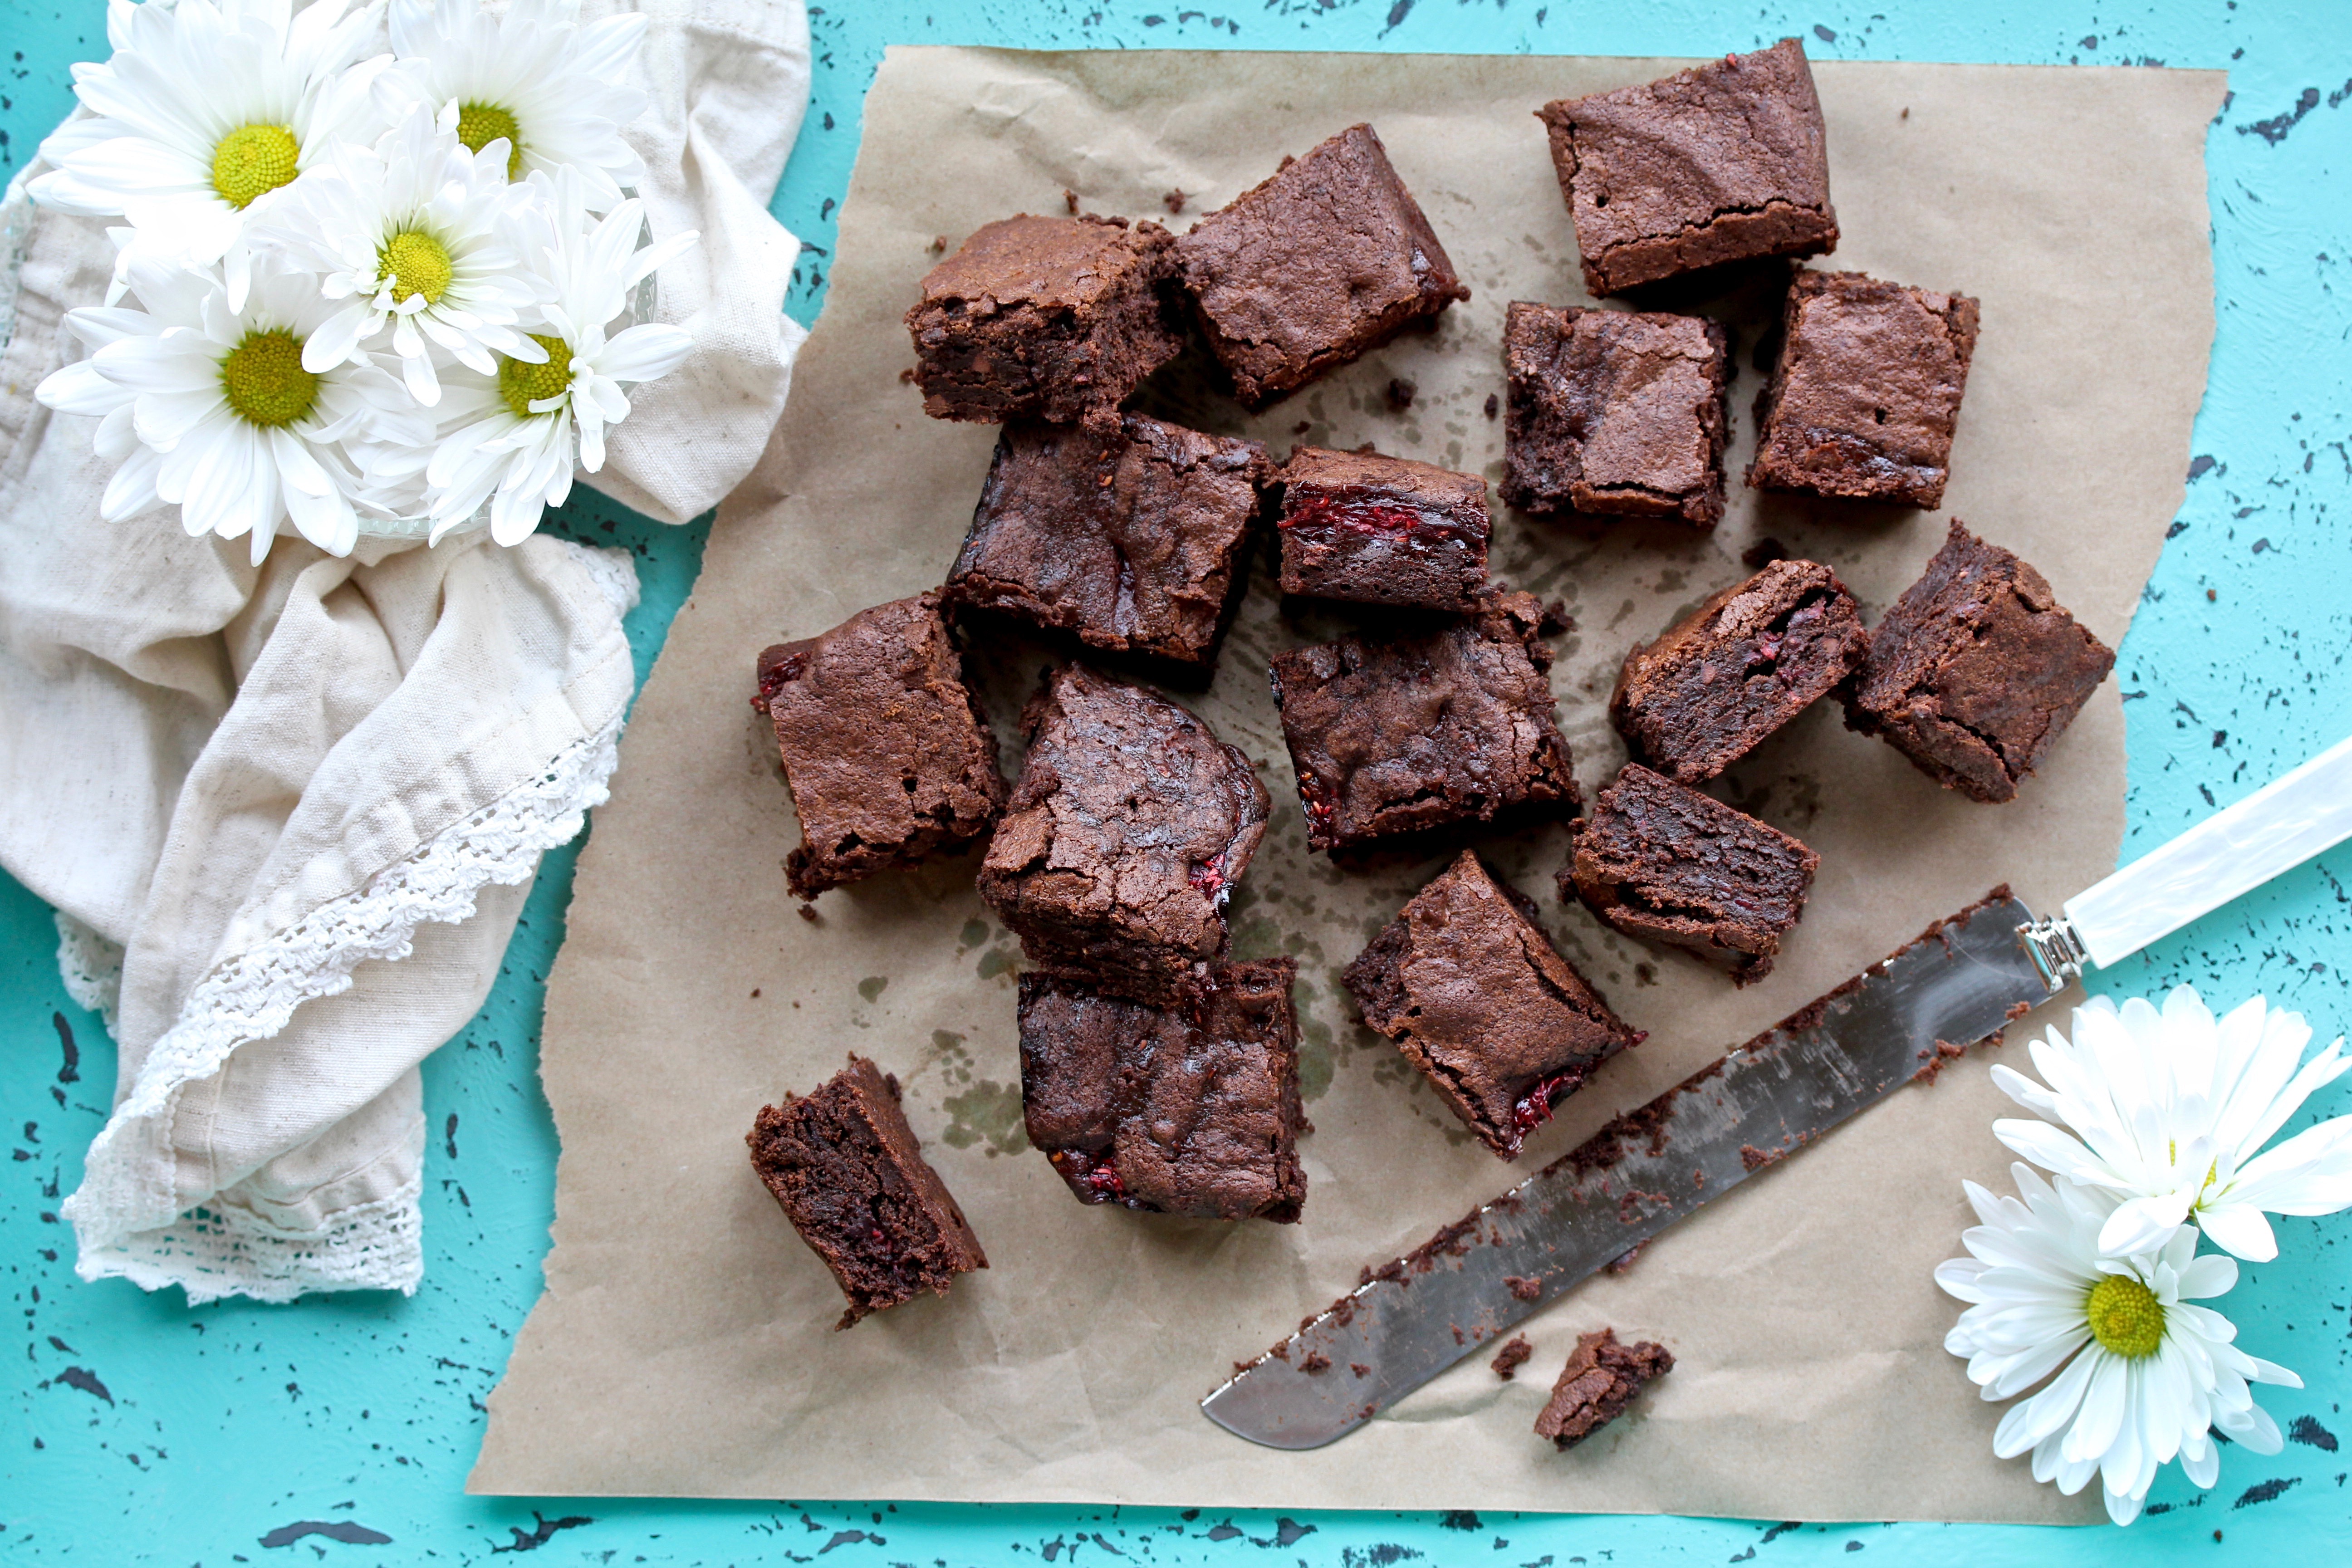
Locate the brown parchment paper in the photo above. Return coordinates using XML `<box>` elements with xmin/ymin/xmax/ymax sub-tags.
<box><xmin>471</xmin><ymin>49</ymin><xmax>2223</xmax><ymax>1521</ymax></box>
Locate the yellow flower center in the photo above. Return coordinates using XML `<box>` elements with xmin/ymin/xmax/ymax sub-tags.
<box><xmin>456</xmin><ymin>102</ymin><xmax>525</xmax><ymax>179</ymax></box>
<box><xmin>211</xmin><ymin>123</ymin><xmax>301</xmax><ymax>209</ymax></box>
<box><xmin>2085</xmin><ymin>1274</ymin><xmax>2166</xmax><ymax>1361</ymax></box>
<box><xmin>220</xmin><ymin>329</ymin><xmax>320</xmax><ymax>429</ymax></box>
<box><xmin>498</xmin><ymin>334</ymin><xmax>574</xmax><ymax>418</ymax></box>
<box><xmin>378</xmin><ymin>229</ymin><xmax>455</xmax><ymax>306</ymax></box>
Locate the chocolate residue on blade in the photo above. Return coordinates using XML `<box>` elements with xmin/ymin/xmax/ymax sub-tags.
<box><xmin>1555</xmin><ymin>1056</ymin><xmax>1726</xmax><ymax>1181</ymax></box>
<box><xmin>1504</xmin><ymin>1275</ymin><xmax>1542</xmax><ymax>1302</ymax></box>
<box><xmin>1230</xmin><ymin>886</ymin><xmax>2031</xmax><ymax>1404</ymax></box>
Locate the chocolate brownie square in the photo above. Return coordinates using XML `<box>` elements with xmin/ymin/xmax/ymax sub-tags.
<box><xmin>755</xmin><ymin>592</ymin><xmax>1007</xmax><ymax>900</ymax></box>
<box><xmin>1564</xmin><ymin>764</ymin><xmax>1819</xmax><ymax>985</ymax></box>
<box><xmin>747</xmin><ymin>1055</ymin><xmax>989</xmax><ymax>1329</ymax></box>
<box><xmin>978</xmin><ymin>665</ymin><xmax>1270</xmax><ymax>1005</ymax></box>
<box><xmin>1018</xmin><ymin>960</ymin><xmax>1306</xmax><ymax>1222</ymax></box>
<box><xmin>1501</xmin><ymin>302</ymin><xmax>1730</xmax><ymax>525</ymax></box>
<box><xmin>945</xmin><ymin>416</ymin><xmax>1272</xmax><ymax>672</ymax></box>
<box><xmin>1346</xmin><ymin>851</ymin><xmax>1642</xmax><ymax>1159</ymax></box>
<box><xmin>1537</xmin><ymin>39</ymin><xmax>1837</xmax><ymax>296</ymax></box>
<box><xmin>1271</xmin><ymin>593</ymin><xmax>1578</xmax><ymax>853</ymax></box>
<box><xmin>1175</xmin><ymin>124</ymin><xmax>1470</xmax><ymax>409</ymax></box>
<box><xmin>1275</xmin><ymin>445</ymin><xmax>1494</xmax><ymax>611</ymax></box>
<box><xmin>904</xmin><ymin>213</ymin><xmax>1186</xmax><ymax>427</ymax></box>
<box><xmin>1534</xmin><ymin>1328</ymin><xmax>1674</xmax><ymax>1450</ymax></box>
<box><xmin>1610</xmin><ymin>559</ymin><xmax>1866</xmax><ymax>784</ymax></box>
<box><xmin>1748</xmin><ymin>270</ymin><xmax>1981</xmax><ymax>509</ymax></box>
<box><xmin>1845</xmin><ymin>520</ymin><xmax>2116</xmax><ymax>804</ymax></box>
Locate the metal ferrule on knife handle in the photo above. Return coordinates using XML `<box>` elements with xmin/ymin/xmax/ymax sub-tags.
<box><xmin>1200</xmin><ymin>888</ymin><xmax>2060</xmax><ymax>1451</ymax></box>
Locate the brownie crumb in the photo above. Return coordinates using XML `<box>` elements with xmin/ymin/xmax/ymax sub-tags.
<box><xmin>1063</xmin><ymin>188</ymin><xmax>1079</xmax><ymax>214</ymax></box>
<box><xmin>796</xmin><ymin>904</ymin><xmax>819</xmax><ymax>924</ymax></box>
<box><xmin>1484</xmin><ymin>392</ymin><xmax>1500</xmax><ymax>420</ymax></box>
<box><xmin>897</xmin><ymin>366</ymin><xmax>917</xmax><ymax>384</ymax></box>
<box><xmin>1351</xmin><ymin>1362</ymin><xmax>1371</xmax><ymax>1378</ymax></box>
<box><xmin>1740</xmin><ymin>536</ymin><xmax>1788</xmax><ymax>568</ymax></box>
<box><xmin>1163</xmin><ymin>188</ymin><xmax>1187</xmax><ymax>214</ymax></box>
<box><xmin>1387</xmin><ymin>377</ymin><xmax>1417</xmax><ymax>410</ymax></box>
<box><xmin>1534</xmin><ymin>1328</ymin><xmax>1673</xmax><ymax>1449</ymax></box>
<box><xmin>929</xmin><ymin>234</ymin><xmax>947</xmax><ymax>255</ymax></box>
<box><xmin>1492</xmin><ymin>1335</ymin><xmax>1535</xmax><ymax>1380</ymax></box>
<box><xmin>1301</xmin><ymin>1351</ymin><xmax>1332</xmax><ymax>1373</ymax></box>
<box><xmin>1740</xmin><ymin>1143</ymin><xmax>1782</xmax><ymax>1171</ymax></box>
<box><xmin>1504</xmin><ymin>1275</ymin><xmax>1544</xmax><ymax>1302</ymax></box>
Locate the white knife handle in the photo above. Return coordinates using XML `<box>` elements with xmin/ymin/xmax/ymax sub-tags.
<box><xmin>2060</xmin><ymin>731</ymin><xmax>2352</xmax><ymax>971</ymax></box>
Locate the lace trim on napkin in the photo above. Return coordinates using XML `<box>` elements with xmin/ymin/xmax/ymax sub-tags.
<box><xmin>80</xmin><ymin>1175</ymin><xmax>428</xmax><ymax>1307</ymax></box>
<box><xmin>65</xmin><ymin>701</ymin><xmax>627</xmax><ymax>1302</ymax></box>
<box><xmin>54</xmin><ymin>911</ymin><xmax>125</xmax><ymax>1035</ymax></box>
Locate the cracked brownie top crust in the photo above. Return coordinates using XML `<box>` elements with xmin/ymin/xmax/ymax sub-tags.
<box><xmin>946</xmin><ymin>415</ymin><xmax>1272</xmax><ymax>673</ymax></box>
<box><xmin>1018</xmin><ymin>960</ymin><xmax>1307</xmax><ymax>1222</ymax></box>
<box><xmin>905</xmin><ymin>212</ymin><xmax>1187</xmax><ymax>427</ymax></box>
<box><xmin>1271</xmin><ymin>592</ymin><xmax>1578</xmax><ymax>853</ymax></box>
<box><xmin>1845</xmin><ymin>519</ymin><xmax>2116</xmax><ymax>803</ymax></box>
<box><xmin>1346</xmin><ymin>850</ymin><xmax>1642</xmax><ymax>1159</ymax></box>
<box><xmin>1747</xmin><ymin>269</ymin><xmax>1981</xmax><ymax>509</ymax></box>
<box><xmin>1609</xmin><ymin>558</ymin><xmax>1867</xmax><ymax>784</ymax></box>
<box><xmin>1175</xmin><ymin>123</ymin><xmax>1470</xmax><ymax>408</ymax></box>
<box><xmin>1502</xmin><ymin>302</ymin><xmax>1730</xmax><ymax>525</ymax></box>
<box><xmin>756</xmin><ymin>592</ymin><xmax>1007</xmax><ymax>901</ymax></box>
<box><xmin>1537</xmin><ymin>39</ymin><xmax>1838</xmax><ymax>296</ymax></box>
<box><xmin>978</xmin><ymin>664</ymin><xmax>1269</xmax><ymax>1005</ymax></box>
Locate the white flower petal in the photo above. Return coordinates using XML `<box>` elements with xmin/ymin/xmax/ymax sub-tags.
<box><xmin>2194</xmin><ymin>1204</ymin><xmax>2278</xmax><ymax>1262</ymax></box>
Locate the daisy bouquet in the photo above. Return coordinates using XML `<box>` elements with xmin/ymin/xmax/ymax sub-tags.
<box><xmin>26</xmin><ymin>0</ymin><xmax>698</xmax><ymax>561</ymax></box>
<box><xmin>1940</xmin><ymin>986</ymin><xmax>2352</xmax><ymax>1524</ymax></box>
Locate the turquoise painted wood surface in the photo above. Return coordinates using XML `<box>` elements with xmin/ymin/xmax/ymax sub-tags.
<box><xmin>4</xmin><ymin>1</ymin><xmax>2349</xmax><ymax>1562</ymax></box>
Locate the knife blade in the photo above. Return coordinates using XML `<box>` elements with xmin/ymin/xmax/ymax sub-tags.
<box><xmin>1200</xmin><ymin>886</ymin><xmax>2056</xmax><ymax>1451</ymax></box>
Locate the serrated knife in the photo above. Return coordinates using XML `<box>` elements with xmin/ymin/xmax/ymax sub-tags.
<box><xmin>1202</xmin><ymin>732</ymin><xmax>2352</xmax><ymax>1451</ymax></box>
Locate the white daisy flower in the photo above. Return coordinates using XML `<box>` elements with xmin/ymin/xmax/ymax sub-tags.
<box><xmin>35</xmin><ymin>251</ymin><xmax>431</xmax><ymax>562</ymax></box>
<box><xmin>379</xmin><ymin>0</ymin><xmax>648</xmax><ymax>212</ymax></box>
<box><xmin>423</xmin><ymin>169</ymin><xmax>694</xmax><ymax>546</ymax></box>
<box><xmin>1936</xmin><ymin>1163</ymin><xmax>2301</xmax><ymax>1525</ymax></box>
<box><xmin>1992</xmin><ymin>986</ymin><xmax>2352</xmax><ymax>1261</ymax></box>
<box><xmin>260</xmin><ymin>102</ymin><xmax>546</xmax><ymax>407</ymax></box>
<box><xmin>30</xmin><ymin>0</ymin><xmax>393</xmax><ymax>309</ymax></box>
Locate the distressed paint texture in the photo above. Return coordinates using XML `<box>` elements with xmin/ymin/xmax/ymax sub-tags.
<box><xmin>4</xmin><ymin>0</ymin><xmax>2350</xmax><ymax>1562</ymax></box>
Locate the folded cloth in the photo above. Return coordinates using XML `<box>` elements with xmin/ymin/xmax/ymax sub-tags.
<box><xmin>0</xmin><ymin>0</ymin><xmax>810</xmax><ymax>1303</ymax></box>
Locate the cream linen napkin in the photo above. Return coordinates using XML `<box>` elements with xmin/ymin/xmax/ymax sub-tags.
<box><xmin>0</xmin><ymin>0</ymin><xmax>810</xmax><ymax>1303</ymax></box>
